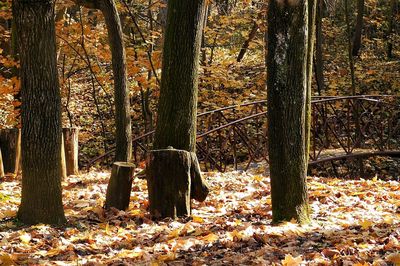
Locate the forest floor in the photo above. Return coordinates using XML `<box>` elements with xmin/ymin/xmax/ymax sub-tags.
<box><xmin>0</xmin><ymin>165</ymin><xmax>399</xmax><ymax>265</ymax></box>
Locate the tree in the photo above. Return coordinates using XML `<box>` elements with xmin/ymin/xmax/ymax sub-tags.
<box><xmin>148</xmin><ymin>0</ymin><xmax>209</xmax><ymax>219</ymax></box>
<box><xmin>153</xmin><ymin>0</ymin><xmax>206</xmax><ymax>153</ymax></box>
<box><xmin>266</xmin><ymin>0</ymin><xmax>316</xmax><ymax>224</ymax></box>
<box><xmin>75</xmin><ymin>0</ymin><xmax>132</xmax><ymax>162</ymax></box>
<box><xmin>13</xmin><ymin>0</ymin><xmax>66</xmax><ymax>224</ymax></box>
<box><xmin>352</xmin><ymin>0</ymin><xmax>364</xmax><ymax>56</ymax></box>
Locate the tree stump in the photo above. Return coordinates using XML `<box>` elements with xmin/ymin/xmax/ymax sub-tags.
<box><xmin>105</xmin><ymin>162</ymin><xmax>135</xmax><ymax>210</ymax></box>
<box><xmin>63</xmin><ymin>127</ymin><xmax>79</xmax><ymax>176</ymax></box>
<box><xmin>146</xmin><ymin>147</ymin><xmax>210</xmax><ymax>219</ymax></box>
<box><xmin>0</xmin><ymin>148</ymin><xmax>4</xmax><ymax>178</ymax></box>
<box><xmin>0</xmin><ymin>128</ymin><xmax>21</xmax><ymax>175</ymax></box>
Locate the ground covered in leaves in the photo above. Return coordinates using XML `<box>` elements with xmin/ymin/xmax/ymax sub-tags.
<box><xmin>0</xmin><ymin>166</ymin><xmax>399</xmax><ymax>265</ymax></box>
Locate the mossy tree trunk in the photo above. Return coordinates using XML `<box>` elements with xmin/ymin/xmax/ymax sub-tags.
<box><xmin>267</xmin><ymin>0</ymin><xmax>314</xmax><ymax>224</ymax></box>
<box><xmin>13</xmin><ymin>0</ymin><xmax>66</xmax><ymax>225</ymax></box>
<box><xmin>153</xmin><ymin>0</ymin><xmax>206</xmax><ymax>152</ymax></box>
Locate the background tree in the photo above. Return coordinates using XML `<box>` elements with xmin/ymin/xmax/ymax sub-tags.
<box><xmin>14</xmin><ymin>0</ymin><xmax>66</xmax><ymax>224</ymax></box>
<box><xmin>352</xmin><ymin>0</ymin><xmax>364</xmax><ymax>56</ymax></box>
<box><xmin>267</xmin><ymin>0</ymin><xmax>316</xmax><ymax>224</ymax></box>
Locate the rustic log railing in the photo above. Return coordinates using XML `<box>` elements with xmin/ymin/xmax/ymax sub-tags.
<box><xmin>87</xmin><ymin>95</ymin><xmax>400</xmax><ymax>175</ymax></box>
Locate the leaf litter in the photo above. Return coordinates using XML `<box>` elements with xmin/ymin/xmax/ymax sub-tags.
<box><xmin>0</xmin><ymin>165</ymin><xmax>399</xmax><ymax>265</ymax></box>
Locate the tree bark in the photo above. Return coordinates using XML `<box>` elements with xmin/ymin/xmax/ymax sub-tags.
<box><xmin>146</xmin><ymin>148</ymin><xmax>192</xmax><ymax>219</ymax></box>
<box><xmin>267</xmin><ymin>0</ymin><xmax>311</xmax><ymax>224</ymax></box>
<box><xmin>74</xmin><ymin>0</ymin><xmax>132</xmax><ymax>162</ymax></box>
<box><xmin>314</xmin><ymin>0</ymin><xmax>324</xmax><ymax>95</ymax></box>
<box><xmin>0</xmin><ymin>148</ymin><xmax>4</xmax><ymax>178</ymax></box>
<box><xmin>99</xmin><ymin>0</ymin><xmax>132</xmax><ymax>162</ymax></box>
<box><xmin>63</xmin><ymin>127</ymin><xmax>80</xmax><ymax>176</ymax></box>
<box><xmin>14</xmin><ymin>0</ymin><xmax>66</xmax><ymax>225</ymax></box>
<box><xmin>352</xmin><ymin>0</ymin><xmax>364</xmax><ymax>56</ymax></box>
<box><xmin>104</xmin><ymin>162</ymin><xmax>135</xmax><ymax>210</ymax></box>
<box><xmin>386</xmin><ymin>0</ymin><xmax>397</xmax><ymax>59</ymax></box>
<box><xmin>153</xmin><ymin>0</ymin><xmax>206</xmax><ymax>152</ymax></box>
<box><xmin>0</xmin><ymin>128</ymin><xmax>21</xmax><ymax>175</ymax></box>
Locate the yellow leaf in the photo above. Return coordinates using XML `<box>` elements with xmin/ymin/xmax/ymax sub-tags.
<box><xmin>281</xmin><ymin>254</ymin><xmax>303</xmax><ymax>266</ymax></box>
<box><xmin>253</xmin><ymin>175</ymin><xmax>263</xmax><ymax>182</ymax></box>
<box><xmin>20</xmin><ymin>232</ymin><xmax>31</xmax><ymax>244</ymax></box>
<box><xmin>200</xmin><ymin>233</ymin><xmax>219</xmax><ymax>242</ymax></box>
<box><xmin>0</xmin><ymin>253</ymin><xmax>14</xmax><ymax>266</ymax></box>
<box><xmin>46</xmin><ymin>248</ymin><xmax>61</xmax><ymax>257</ymax></box>
<box><xmin>192</xmin><ymin>216</ymin><xmax>204</xmax><ymax>223</ymax></box>
<box><xmin>387</xmin><ymin>253</ymin><xmax>400</xmax><ymax>265</ymax></box>
<box><xmin>360</xmin><ymin>219</ymin><xmax>373</xmax><ymax>230</ymax></box>
<box><xmin>157</xmin><ymin>252</ymin><xmax>176</xmax><ymax>261</ymax></box>
<box><xmin>168</xmin><ymin>228</ymin><xmax>181</xmax><ymax>239</ymax></box>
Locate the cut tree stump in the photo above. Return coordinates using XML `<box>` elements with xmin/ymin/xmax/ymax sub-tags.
<box><xmin>0</xmin><ymin>148</ymin><xmax>4</xmax><ymax>178</ymax></box>
<box><xmin>146</xmin><ymin>147</ymin><xmax>210</xmax><ymax>219</ymax></box>
<box><xmin>63</xmin><ymin>127</ymin><xmax>79</xmax><ymax>176</ymax></box>
<box><xmin>0</xmin><ymin>128</ymin><xmax>21</xmax><ymax>175</ymax></box>
<box><xmin>105</xmin><ymin>162</ymin><xmax>135</xmax><ymax>210</ymax></box>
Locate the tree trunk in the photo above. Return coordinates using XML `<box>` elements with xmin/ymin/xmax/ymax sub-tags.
<box><xmin>237</xmin><ymin>20</ymin><xmax>259</xmax><ymax>62</ymax></box>
<box><xmin>305</xmin><ymin>0</ymin><xmax>317</xmax><ymax>165</ymax></box>
<box><xmin>0</xmin><ymin>148</ymin><xmax>4</xmax><ymax>178</ymax></box>
<box><xmin>386</xmin><ymin>0</ymin><xmax>397</xmax><ymax>59</ymax></box>
<box><xmin>0</xmin><ymin>128</ymin><xmax>21</xmax><ymax>175</ymax></box>
<box><xmin>153</xmin><ymin>0</ymin><xmax>206</xmax><ymax>152</ymax></box>
<box><xmin>352</xmin><ymin>0</ymin><xmax>364</xmax><ymax>56</ymax></box>
<box><xmin>314</xmin><ymin>0</ymin><xmax>324</xmax><ymax>95</ymax></box>
<box><xmin>267</xmin><ymin>0</ymin><xmax>312</xmax><ymax>224</ymax></box>
<box><xmin>99</xmin><ymin>0</ymin><xmax>132</xmax><ymax>162</ymax></box>
<box><xmin>63</xmin><ymin>127</ymin><xmax>79</xmax><ymax>176</ymax></box>
<box><xmin>14</xmin><ymin>0</ymin><xmax>66</xmax><ymax>225</ymax></box>
<box><xmin>146</xmin><ymin>148</ymin><xmax>192</xmax><ymax>219</ymax></box>
<box><xmin>104</xmin><ymin>162</ymin><xmax>135</xmax><ymax>210</ymax></box>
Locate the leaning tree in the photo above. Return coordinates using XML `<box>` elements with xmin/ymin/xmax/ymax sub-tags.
<box><xmin>267</xmin><ymin>0</ymin><xmax>316</xmax><ymax>224</ymax></box>
<box><xmin>13</xmin><ymin>0</ymin><xmax>66</xmax><ymax>224</ymax></box>
<box><xmin>147</xmin><ymin>0</ymin><xmax>209</xmax><ymax>219</ymax></box>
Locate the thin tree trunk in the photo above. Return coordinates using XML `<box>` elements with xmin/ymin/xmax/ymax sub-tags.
<box><xmin>267</xmin><ymin>0</ymin><xmax>312</xmax><ymax>224</ymax></box>
<box><xmin>386</xmin><ymin>0</ymin><xmax>397</xmax><ymax>59</ymax></box>
<box><xmin>14</xmin><ymin>0</ymin><xmax>66</xmax><ymax>225</ymax></box>
<box><xmin>0</xmin><ymin>128</ymin><xmax>21</xmax><ymax>175</ymax></box>
<box><xmin>99</xmin><ymin>0</ymin><xmax>132</xmax><ymax>162</ymax></box>
<box><xmin>314</xmin><ymin>0</ymin><xmax>324</xmax><ymax>95</ymax></box>
<box><xmin>237</xmin><ymin>20</ymin><xmax>259</xmax><ymax>62</ymax></box>
<box><xmin>352</xmin><ymin>0</ymin><xmax>364</xmax><ymax>56</ymax></box>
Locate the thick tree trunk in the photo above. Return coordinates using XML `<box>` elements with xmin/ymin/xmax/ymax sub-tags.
<box><xmin>153</xmin><ymin>0</ymin><xmax>206</xmax><ymax>152</ymax></box>
<box><xmin>14</xmin><ymin>0</ymin><xmax>66</xmax><ymax>225</ymax></box>
<box><xmin>99</xmin><ymin>0</ymin><xmax>132</xmax><ymax>162</ymax></box>
<box><xmin>104</xmin><ymin>162</ymin><xmax>135</xmax><ymax>210</ymax></box>
<box><xmin>267</xmin><ymin>0</ymin><xmax>311</xmax><ymax>224</ymax></box>
<box><xmin>352</xmin><ymin>0</ymin><xmax>364</xmax><ymax>56</ymax></box>
<box><xmin>63</xmin><ymin>127</ymin><xmax>80</xmax><ymax>176</ymax></box>
<box><xmin>0</xmin><ymin>128</ymin><xmax>21</xmax><ymax>175</ymax></box>
<box><xmin>146</xmin><ymin>148</ymin><xmax>192</xmax><ymax>219</ymax></box>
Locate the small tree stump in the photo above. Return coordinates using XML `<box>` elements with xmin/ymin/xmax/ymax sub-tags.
<box><xmin>60</xmin><ymin>133</ymin><xmax>67</xmax><ymax>180</ymax></box>
<box><xmin>105</xmin><ymin>162</ymin><xmax>135</xmax><ymax>210</ymax></box>
<box><xmin>63</xmin><ymin>127</ymin><xmax>79</xmax><ymax>176</ymax></box>
<box><xmin>146</xmin><ymin>148</ymin><xmax>191</xmax><ymax>219</ymax></box>
<box><xmin>146</xmin><ymin>148</ymin><xmax>210</xmax><ymax>219</ymax></box>
<box><xmin>0</xmin><ymin>148</ymin><xmax>4</xmax><ymax>178</ymax></box>
<box><xmin>0</xmin><ymin>128</ymin><xmax>21</xmax><ymax>175</ymax></box>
